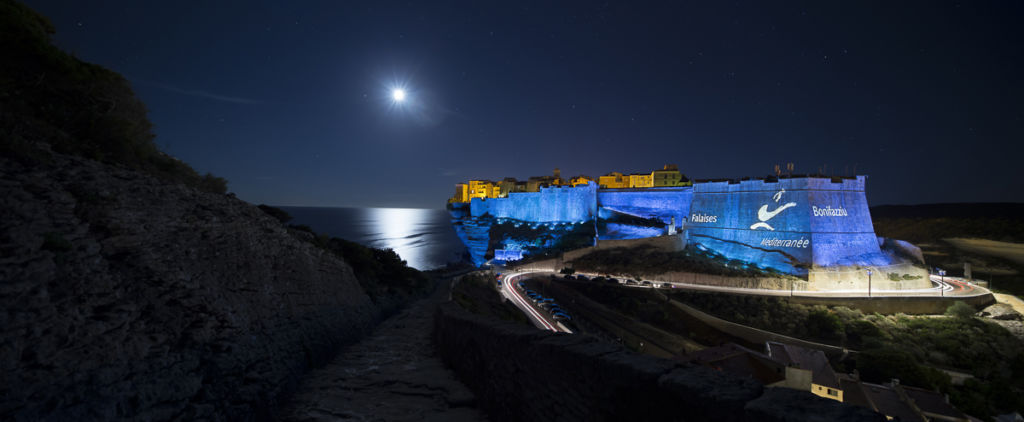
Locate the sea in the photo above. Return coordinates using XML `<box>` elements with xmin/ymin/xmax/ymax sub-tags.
<box><xmin>278</xmin><ymin>207</ymin><xmax>467</xmax><ymax>271</ymax></box>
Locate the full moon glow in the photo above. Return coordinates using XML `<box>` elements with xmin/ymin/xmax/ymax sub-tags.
<box><xmin>392</xmin><ymin>88</ymin><xmax>406</xmax><ymax>102</ymax></box>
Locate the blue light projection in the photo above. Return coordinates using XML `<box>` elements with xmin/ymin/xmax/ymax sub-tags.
<box><xmin>471</xmin><ymin>183</ymin><xmax>597</xmax><ymax>223</ymax></box>
<box><xmin>449</xmin><ymin>176</ymin><xmax>894</xmax><ymax>272</ymax></box>
<box><xmin>686</xmin><ymin>176</ymin><xmax>892</xmax><ymax>275</ymax></box>
<box><xmin>597</xmin><ymin>187</ymin><xmax>692</xmax><ymax>228</ymax></box>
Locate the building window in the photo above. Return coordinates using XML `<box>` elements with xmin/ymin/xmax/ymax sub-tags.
<box><xmin>827</xmin><ymin>389</ymin><xmax>838</xmax><ymax>397</ymax></box>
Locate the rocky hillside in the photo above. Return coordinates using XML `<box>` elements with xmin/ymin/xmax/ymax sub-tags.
<box><xmin>0</xmin><ymin>148</ymin><xmax>394</xmax><ymax>420</ymax></box>
<box><xmin>0</xmin><ymin>1</ymin><xmax>426</xmax><ymax>419</ymax></box>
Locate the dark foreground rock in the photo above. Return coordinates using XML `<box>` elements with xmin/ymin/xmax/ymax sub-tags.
<box><xmin>281</xmin><ymin>282</ymin><xmax>484</xmax><ymax>421</ymax></box>
<box><xmin>0</xmin><ymin>151</ymin><xmax>385</xmax><ymax>420</ymax></box>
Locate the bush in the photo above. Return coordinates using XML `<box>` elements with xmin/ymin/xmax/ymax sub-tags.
<box><xmin>945</xmin><ymin>301</ymin><xmax>976</xmax><ymax>319</ymax></box>
<box><xmin>258</xmin><ymin>204</ymin><xmax>293</xmax><ymax>224</ymax></box>
<box><xmin>806</xmin><ymin>307</ymin><xmax>844</xmax><ymax>341</ymax></box>
<box><xmin>0</xmin><ymin>0</ymin><xmax>228</xmax><ymax>194</ymax></box>
<box><xmin>856</xmin><ymin>348</ymin><xmax>951</xmax><ymax>392</ymax></box>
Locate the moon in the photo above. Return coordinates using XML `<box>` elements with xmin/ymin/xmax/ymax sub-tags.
<box><xmin>392</xmin><ymin>88</ymin><xmax>406</xmax><ymax>102</ymax></box>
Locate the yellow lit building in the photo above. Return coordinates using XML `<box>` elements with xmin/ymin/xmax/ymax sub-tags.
<box><xmin>449</xmin><ymin>183</ymin><xmax>469</xmax><ymax>203</ymax></box>
<box><xmin>652</xmin><ymin>164</ymin><xmax>692</xmax><ymax>187</ymax></box>
<box><xmin>570</xmin><ymin>175</ymin><xmax>594</xmax><ymax>186</ymax></box>
<box><xmin>629</xmin><ymin>173</ymin><xmax>653</xmax><ymax>188</ymax></box>
<box><xmin>452</xmin><ymin>164</ymin><xmax>690</xmax><ymax>201</ymax></box>
<box><xmin>468</xmin><ymin>180</ymin><xmax>500</xmax><ymax>200</ymax></box>
<box><xmin>598</xmin><ymin>172</ymin><xmax>629</xmax><ymax>188</ymax></box>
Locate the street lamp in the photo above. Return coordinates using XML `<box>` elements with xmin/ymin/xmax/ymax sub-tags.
<box><xmin>867</xmin><ymin>269</ymin><xmax>873</xmax><ymax>298</ymax></box>
<box><xmin>939</xmin><ymin>269</ymin><xmax>947</xmax><ymax>297</ymax></box>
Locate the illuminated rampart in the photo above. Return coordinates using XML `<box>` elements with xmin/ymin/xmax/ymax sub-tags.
<box><xmin>470</xmin><ymin>182</ymin><xmax>598</xmax><ymax>223</ymax></box>
<box><xmin>596</xmin><ymin>187</ymin><xmax>692</xmax><ymax>228</ymax></box>
<box><xmin>449</xmin><ymin>175</ymin><xmax>906</xmax><ymax>280</ymax></box>
<box><xmin>686</xmin><ymin>176</ymin><xmax>891</xmax><ymax>275</ymax></box>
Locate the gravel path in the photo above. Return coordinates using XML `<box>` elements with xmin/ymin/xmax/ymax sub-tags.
<box><xmin>280</xmin><ymin>283</ymin><xmax>485</xmax><ymax>421</ymax></box>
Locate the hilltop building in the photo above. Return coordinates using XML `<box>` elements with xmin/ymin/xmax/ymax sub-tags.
<box><xmin>652</xmin><ymin>164</ymin><xmax>691</xmax><ymax>187</ymax></box>
<box><xmin>447</xmin><ymin>167</ymin><xmax>928</xmax><ymax>291</ymax></box>
<box><xmin>594</xmin><ymin>164</ymin><xmax>690</xmax><ymax>189</ymax></box>
<box><xmin>598</xmin><ymin>172</ymin><xmax>629</xmax><ymax>189</ymax></box>
<box><xmin>448</xmin><ymin>165</ymin><xmax>691</xmax><ymax>203</ymax></box>
<box><xmin>448</xmin><ymin>168</ymin><xmax>572</xmax><ymax>204</ymax></box>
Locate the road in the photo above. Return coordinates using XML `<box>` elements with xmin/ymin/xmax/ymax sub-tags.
<box><xmin>499</xmin><ymin>271</ymin><xmax>573</xmax><ymax>333</ymax></box>
<box><xmin>507</xmin><ymin>268</ymin><xmax>990</xmax><ymax>299</ymax></box>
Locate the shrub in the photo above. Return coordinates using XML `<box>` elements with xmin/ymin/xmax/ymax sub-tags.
<box><xmin>806</xmin><ymin>307</ymin><xmax>844</xmax><ymax>341</ymax></box>
<box><xmin>258</xmin><ymin>204</ymin><xmax>293</xmax><ymax>224</ymax></box>
<box><xmin>945</xmin><ymin>301</ymin><xmax>976</xmax><ymax>319</ymax></box>
<box><xmin>856</xmin><ymin>348</ymin><xmax>951</xmax><ymax>392</ymax></box>
<box><xmin>0</xmin><ymin>0</ymin><xmax>229</xmax><ymax>194</ymax></box>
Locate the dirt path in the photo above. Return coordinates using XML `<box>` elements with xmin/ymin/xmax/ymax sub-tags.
<box><xmin>280</xmin><ymin>283</ymin><xmax>485</xmax><ymax>421</ymax></box>
<box><xmin>994</xmin><ymin>293</ymin><xmax>1024</xmax><ymax>315</ymax></box>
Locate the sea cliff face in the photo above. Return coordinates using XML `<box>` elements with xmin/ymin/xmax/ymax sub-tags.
<box><xmin>0</xmin><ymin>150</ymin><xmax>383</xmax><ymax>420</ymax></box>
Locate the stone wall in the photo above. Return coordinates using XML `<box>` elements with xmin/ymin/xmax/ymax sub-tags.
<box><xmin>434</xmin><ymin>302</ymin><xmax>885</xmax><ymax>421</ymax></box>
<box><xmin>1</xmin><ymin>152</ymin><xmax>385</xmax><ymax>420</ymax></box>
<box><xmin>470</xmin><ymin>183</ymin><xmax>597</xmax><ymax>223</ymax></box>
<box><xmin>562</xmin><ymin>234</ymin><xmax>685</xmax><ymax>262</ymax></box>
<box><xmin>788</xmin><ymin>294</ymin><xmax>996</xmax><ymax>315</ymax></box>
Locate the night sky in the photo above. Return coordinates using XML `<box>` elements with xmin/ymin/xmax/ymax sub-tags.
<box><xmin>26</xmin><ymin>1</ymin><xmax>1024</xmax><ymax>209</ymax></box>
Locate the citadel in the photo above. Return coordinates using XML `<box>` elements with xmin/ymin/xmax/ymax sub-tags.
<box><xmin>448</xmin><ymin>165</ymin><xmax>928</xmax><ymax>291</ymax></box>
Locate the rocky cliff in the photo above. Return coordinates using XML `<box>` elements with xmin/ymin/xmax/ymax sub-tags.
<box><xmin>0</xmin><ymin>149</ymin><xmax>390</xmax><ymax>420</ymax></box>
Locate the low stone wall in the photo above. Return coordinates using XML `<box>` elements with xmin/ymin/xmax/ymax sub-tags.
<box><xmin>434</xmin><ymin>302</ymin><xmax>884</xmax><ymax>421</ymax></box>
<box><xmin>668</xmin><ymin>301</ymin><xmax>847</xmax><ymax>356</ymax></box>
<box><xmin>789</xmin><ymin>294</ymin><xmax>996</xmax><ymax>315</ymax></box>
<box><xmin>808</xmin><ymin>263</ymin><xmax>931</xmax><ymax>291</ymax></box>
<box><xmin>650</xmin><ymin>271</ymin><xmax>796</xmax><ymax>290</ymax></box>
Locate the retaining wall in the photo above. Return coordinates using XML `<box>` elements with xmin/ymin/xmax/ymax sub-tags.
<box><xmin>788</xmin><ymin>293</ymin><xmax>996</xmax><ymax>315</ymax></box>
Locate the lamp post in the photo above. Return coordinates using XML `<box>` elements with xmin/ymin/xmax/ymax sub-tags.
<box><xmin>867</xmin><ymin>269</ymin><xmax>873</xmax><ymax>298</ymax></box>
<box><xmin>939</xmin><ymin>269</ymin><xmax>947</xmax><ymax>297</ymax></box>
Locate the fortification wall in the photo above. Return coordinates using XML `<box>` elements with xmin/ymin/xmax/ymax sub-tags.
<box><xmin>562</xmin><ymin>234</ymin><xmax>686</xmax><ymax>263</ymax></box>
<box><xmin>434</xmin><ymin>302</ymin><xmax>884</xmax><ymax>421</ymax></box>
<box><xmin>597</xmin><ymin>187</ymin><xmax>692</xmax><ymax>227</ymax></box>
<box><xmin>687</xmin><ymin>176</ymin><xmax>891</xmax><ymax>275</ymax></box>
<box><xmin>470</xmin><ymin>183</ymin><xmax>597</xmax><ymax>223</ymax></box>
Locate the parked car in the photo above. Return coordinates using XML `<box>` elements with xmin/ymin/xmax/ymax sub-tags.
<box><xmin>552</xmin><ymin>312</ymin><xmax>572</xmax><ymax>321</ymax></box>
<box><xmin>592</xmin><ymin>276</ymin><xmax>607</xmax><ymax>283</ymax></box>
<box><xmin>608</xmin><ymin>278</ymin><xmax>620</xmax><ymax>284</ymax></box>
<box><xmin>641</xmin><ymin>280</ymin><xmax>653</xmax><ymax>287</ymax></box>
<box><xmin>539</xmin><ymin>301</ymin><xmax>557</xmax><ymax>310</ymax></box>
<box><xmin>661</xmin><ymin>283</ymin><xmax>673</xmax><ymax>288</ymax></box>
<box><xmin>624</xmin><ymin>279</ymin><xmax>638</xmax><ymax>286</ymax></box>
<box><xmin>575</xmin><ymin>275</ymin><xmax>589</xmax><ymax>281</ymax></box>
<box><xmin>548</xmin><ymin>306</ymin><xmax>564</xmax><ymax>314</ymax></box>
